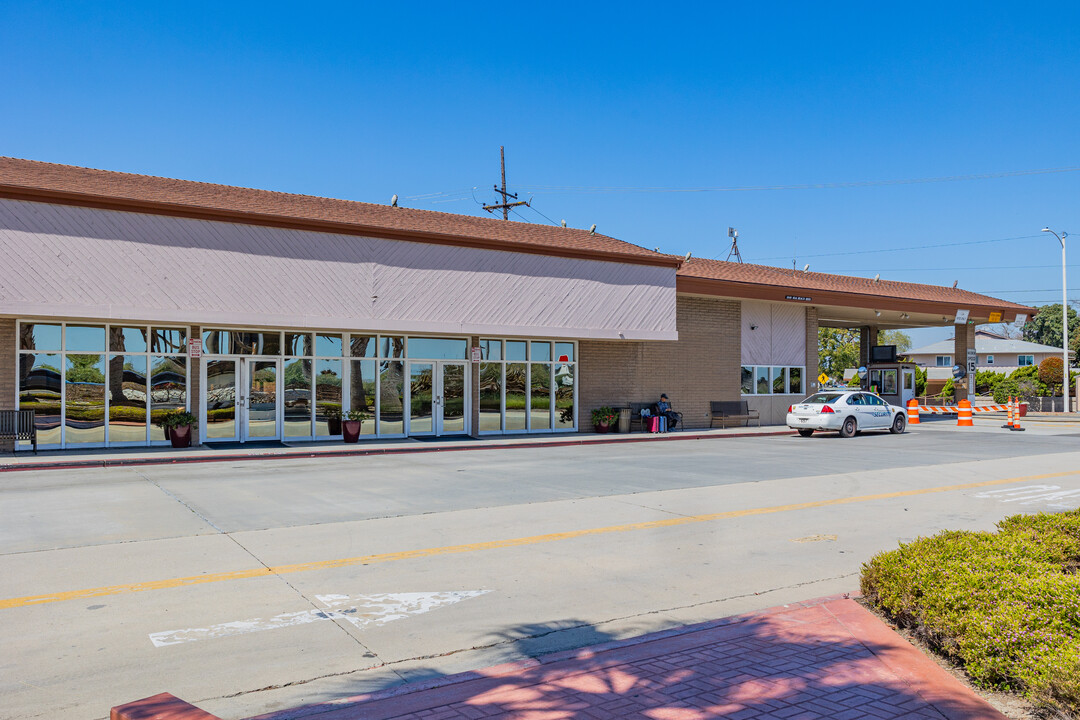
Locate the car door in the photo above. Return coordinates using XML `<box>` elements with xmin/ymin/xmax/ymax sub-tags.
<box><xmin>864</xmin><ymin>394</ymin><xmax>891</xmax><ymax>429</ymax></box>
<box><xmin>844</xmin><ymin>393</ymin><xmax>867</xmax><ymax>428</ymax></box>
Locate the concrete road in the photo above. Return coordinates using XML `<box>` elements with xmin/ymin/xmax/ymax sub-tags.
<box><xmin>2</xmin><ymin>421</ymin><xmax>1079</xmax><ymax>719</ymax></box>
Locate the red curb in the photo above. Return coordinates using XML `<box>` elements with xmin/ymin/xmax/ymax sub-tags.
<box><xmin>111</xmin><ymin>692</ymin><xmax>221</xmax><ymax>720</ymax></box>
<box><xmin>0</xmin><ymin>429</ymin><xmax>795</xmax><ymax>473</ymax></box>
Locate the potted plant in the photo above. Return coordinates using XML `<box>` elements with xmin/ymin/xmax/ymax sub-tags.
<box><xmin>590</xmin><ymin>406</ymin><xmax>618</xmax><ymax>433</ymax></box>
<box><xmin>157</xmin><ymin>410</ymin><xmax>197</xmax><ymax>448</ymax></box>
<box><xmin>324</xmin><ymin>406</ymin><xmax>342</xmax><ymax>436</ymax></box>
<box><xmin>342</xmin><ymin>409</ymin><xmax>370</xmax><ymax>443</ymax></box>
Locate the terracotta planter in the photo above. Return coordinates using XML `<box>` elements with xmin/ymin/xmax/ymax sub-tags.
<box><xmin>594</xmin><ymin>422</ymin><xmax>610</xmax><ymax>433</ymax></box>
<box><xmin>169</xmin><ymin>424</ymin><xmax>192</xmax><ymax>449</ymax></box>
<box><xmin>342</xmin><ymin>420</ymin><xmax>362</xmax><ymax>443</ymax></box>
<box><xmin>1018</xmin><ymin>403</ymin><xmax>1028</xmax><ymax>417</ymax></box>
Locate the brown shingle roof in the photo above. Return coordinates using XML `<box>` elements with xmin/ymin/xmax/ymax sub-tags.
<box><xmin>0</xmin><ymin>157</ymin><xmax>680</xmax><ymax>267</ymax></box>
<box><xmin>677</xmin><ymin>258</ymin><xmax>1034</xmax><ymax>312</ymax></box>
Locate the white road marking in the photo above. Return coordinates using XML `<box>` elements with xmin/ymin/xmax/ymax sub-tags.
<box><xmin>149</xmin><ymin>590</ymin><xmax>489</xmax><ymax>647</ymax></box>
<box><xmin>974</xmin><ymin>485</ymin><xmax>1080</xmax><ymax>509</ymax></box>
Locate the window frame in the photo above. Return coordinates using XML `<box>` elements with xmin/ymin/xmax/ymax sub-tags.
<box><xmin>740</xmin><ymin>365</ymin><xmax>806</xmax><ymax>396</ymax></box>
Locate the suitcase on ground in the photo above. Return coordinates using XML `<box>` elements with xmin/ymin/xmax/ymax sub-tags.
<box><xmin>647</xmin><ymin>416</ymin><xmax>659</xmax><ymax>433</ymax></box>
<box><xmin>658</xmin><ymin>415</ymin><xmax>668</xmax><ymax>433</ymax></box>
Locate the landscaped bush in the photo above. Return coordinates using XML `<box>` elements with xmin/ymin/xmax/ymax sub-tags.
<box><xmin>861</xmin><ymin>510</ymin><xmax>1080</xmax><ymax>714</ymax></box>
<box><xmin>975</xmin><ymin>370</ymin><xmax>1006</xmax><ymax>395</ymax></box>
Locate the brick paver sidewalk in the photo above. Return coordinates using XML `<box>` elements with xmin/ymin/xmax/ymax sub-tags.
<box><xmin>247</xmin><ymin>596</ymin><xmax>1006</xmax><ymax>720</ymax></box>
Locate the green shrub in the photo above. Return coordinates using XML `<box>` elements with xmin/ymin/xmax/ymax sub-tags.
<box><xmin>861</xmin><ymin>510</ymin><xmax>1080</xmax><ymax>714</ymax></box>
<box><xmin>915</xmin><ymin>367</ymin><xmax>927</xmax><ymax>396</ymax></box>
<box><xmin>993</xmin><ymin>378</ymin><xmax>1020</xmax><ymax>404</ymax></box>
<box><xmin>975</xmin><ymin>370</ymin><xmax>1006</xmax><ymax>395</ymax></box>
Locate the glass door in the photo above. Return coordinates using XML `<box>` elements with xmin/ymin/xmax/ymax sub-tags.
<box><xmin>204</xmin><ymin>359</ymin><xmax>240</xmax><ymax>442</ymax></box>
<box><xmin>243</xmin><ymin>359</ymin><xmax>280</xmax><ymax>440</ymax></box>
<box><xmin>439</xmin><ymin>362</ymin><xmax>467</xmax><ymax>435</ymax></box>
<box><xmin>408</xmin><ymin>362</ymin><xmax>435</xmax><ymax>435</ymax></box>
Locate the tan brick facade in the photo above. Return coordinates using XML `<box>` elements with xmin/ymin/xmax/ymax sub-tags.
<box><xmin>579</xmin><ymin>296</ymin><xmax>741</xmax><ymax>430</ymax></box>
<box><xmin>0</xmin><ymin>318</ymin><xmax>14</xmax><ymax>451</ymax></box>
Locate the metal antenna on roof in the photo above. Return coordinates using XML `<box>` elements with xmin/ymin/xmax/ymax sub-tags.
<box><xmin>726</xmin><ymin>227</ymin><xmax>743</xmax><ymax>263</ymax></box>
<box><xmin>483</xmin><ymin>146</ymin><xmax>530</xmax><ymax>220</ymax></box>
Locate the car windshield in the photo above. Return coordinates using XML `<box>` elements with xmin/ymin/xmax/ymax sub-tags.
<box><xmin>802</xmin><ymin>393</ymin><xmax>842</xmax><ymax>405</ymax></box>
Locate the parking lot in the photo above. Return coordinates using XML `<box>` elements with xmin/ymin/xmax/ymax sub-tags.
<box><xmin>2</xmin><ymin>423</ymin><xmax>1079</xmax><ymax>719</ymax></box>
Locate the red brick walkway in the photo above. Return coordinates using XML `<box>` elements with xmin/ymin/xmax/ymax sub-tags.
<box><xmin>251</xmin><ymin>597</ymin><xmax>1007</xmax><ymax>720</ymax></box>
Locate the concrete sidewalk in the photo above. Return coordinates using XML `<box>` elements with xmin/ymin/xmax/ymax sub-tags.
<box><xmin>0</xmin><ymin>425</ymin><xmax>792</xmax><ymax>473</ymax></box>
<box><xmin>115</xmin><ymin>596</ymin><xmax>1008</xmax><ymax>720</ymax></box>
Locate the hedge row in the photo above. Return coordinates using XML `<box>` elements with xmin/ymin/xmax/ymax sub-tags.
<box><xmin>861</xmin><ymin>510</ymin><xmax>1080</xmax><ymax>713</ymax></box>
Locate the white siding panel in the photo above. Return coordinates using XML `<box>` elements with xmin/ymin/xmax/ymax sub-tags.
<box><xmin>0</xmin><ymin>199</ymin><xmax>676</xmax><ymax>339</ymax></box>
<box><xmin>771</xmin><ymin>304</ymin><xmax>806</xmax><ymax>366</ymax></box>
<box><xmin>741</xmin><ymin>301</ymin><xmax>772</xmax><ymax>365</ymax></box>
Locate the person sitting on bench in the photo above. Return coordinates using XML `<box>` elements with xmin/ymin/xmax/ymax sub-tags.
<box><xmin>657</xmin><ymin>394</ymin><xmax>679</xmax><ymax>430</ymax></box>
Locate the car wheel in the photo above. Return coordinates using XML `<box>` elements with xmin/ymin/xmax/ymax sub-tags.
<box><xmin>839</xmin><ymin>416</ymin><xmax>857</xmax><ymax>438</ymax></box>
<box><xmin>890</xmin><ymin>413</ymin><xmax>907</xmax><ymax>434</ymax></box>
<box><xmin>798</xmin><ymin>429</ymin><xmax>814</xmax><ymax>437</ymax></box>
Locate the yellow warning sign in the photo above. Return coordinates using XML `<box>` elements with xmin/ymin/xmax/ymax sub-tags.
<box><xmin>818</xmin><ymin>373</ymin><xmax>829</xmax><ymax>385</ymax></box>
<box><xmin>988</xmin><ymin>311</ymin><xmax>1002</xmax><ymax>323</ymax></box>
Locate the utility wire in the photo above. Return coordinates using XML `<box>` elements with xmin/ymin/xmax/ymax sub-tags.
<box><xmin>742</xmin><ymin>234</ymin><xmax>1041</xmax><ymax>263</ymax></box>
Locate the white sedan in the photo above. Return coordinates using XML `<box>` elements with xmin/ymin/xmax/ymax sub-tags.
<box><xmin>786</xmin><ymin>390</ymin><xmax>907</xmax><ymax>438</ymax></box>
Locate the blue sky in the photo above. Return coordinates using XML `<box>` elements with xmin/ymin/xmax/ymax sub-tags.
<box><xmin>2</xmin><ymin>2</ymin><xmax>1077</xmax><ymax>346</ymax></box>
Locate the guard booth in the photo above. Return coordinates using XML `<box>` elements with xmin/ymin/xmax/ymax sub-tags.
<box><xmin>865</xmin><ymin>345</ymin><xmax>919</xmax><ymax>407</ymax></box>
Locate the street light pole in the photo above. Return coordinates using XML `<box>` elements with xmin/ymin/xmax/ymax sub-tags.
<box><xmin>1042</xmin><ymin>228</ymin><xmax>1071</xmax><ymax>412</ymax></box>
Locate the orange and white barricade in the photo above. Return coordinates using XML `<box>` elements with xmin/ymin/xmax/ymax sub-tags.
<box><xmin>957</xmin><ymin>399</ymin><xmax>973</xmax><ymax>427</ymax></box>
<box><xmin>907</xmin><ymin>399</ymin><xmax>920</xmax><ymax>425</ymax></box>
<box><xmin>1011</xmin><ymin>400</ymin><xmax>1025</xmax><ymax>431</ymax></box>
<box><xmin>1002</xmin><ymin>397</ymin><xmax>1014</xmax><ymax>429</ymax></box>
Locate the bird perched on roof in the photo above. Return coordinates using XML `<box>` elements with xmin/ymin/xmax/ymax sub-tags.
<box><xmin>589</xmin><ymin>224</ymin><xmax>597</xmax><ymax>235</ymax></box>
<box><xmin>952</xmin><ymin>280</ymin><xmax>958</xmax><ymax>288</ymax></box>
<box><xmin>391</xmin><ymin>194</ymin><xmax>398</xmax><ymax>207</ymax></box>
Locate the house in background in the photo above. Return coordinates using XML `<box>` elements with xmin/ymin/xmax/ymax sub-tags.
<box><xmin>905</xmin><ymin>329</ymin><xmax>1070</xmax><ymax>373</ymax></box>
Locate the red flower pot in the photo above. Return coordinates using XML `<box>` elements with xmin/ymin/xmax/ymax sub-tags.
<box><xmin>169</xmin><ymin>425</ymin><xmax>192</xmax><ymax>448</ymax></box>
<box><xmin>594</xmin><ymin>422</ymin><xmax>610</xmax><ymax>433</ymax></box>
<box><xmin>342</xmin><ymin>420</ymin><xmax>362</xmax><ymax>443</ymax></box>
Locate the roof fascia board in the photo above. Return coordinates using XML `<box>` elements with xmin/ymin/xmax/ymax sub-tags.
<box><xmin>0</xmin><ymin>185</ymin><xmax>682</xmax><ymax>269</ymax></box>
<box><xmin>676</xmin><ymin>276</ymin><xmax>1032</xmax><ymax>322</ymax></box>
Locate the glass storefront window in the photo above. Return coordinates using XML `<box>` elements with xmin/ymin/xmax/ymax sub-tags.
<box><xmin>65</xmin><ymin>353</ymin><xmax>106</xmax><ymax>444</ymax></box>
<box><xmin>408</xmin><ymin>337</ymin><xmax>468</xmax><ymax>360</ymax></box>
<box><xmin>554</xmin><ymin>363</ymin><xmax>574</xmax><ymax>429</ymax></box>
<box><xmin>151</xmin><ymin>328</ymin><xmax>187</xmax><ymax>354</ymax></box>
<box><xmin>530</xmin><ymin>342</ymin><xmax>551</xmax><ymax>363</ymax></box>
<box><xmin>285</xmin><ymin>333</ymin><xmax>313</xmax><ymax>357</ymax></box>
<box><xmin>66</xmin><ymin>325</ymin><xmax>106</xmax><ymax>353</ymax></box>
<box><xmin>349</xmin><ymin>359</ymin><xmax>377</xmax><ymax>436</ymax></box>
<box><xmin>350</xmin><ymin>335</ymin><xmax>376</xmax><ymax>358</ymax></box>
<box><xmin>741</xmin><ymin>366</ymin><xmax>753</xmax><ymax>395</ymax></box>
<box><xmin>479</xmin><ymin>340</ymin><xmax>502</xmax><ymax>361</ymax></box>
<box><xmin>107</xmin><ymin>355</ymin><xmax>147</xmax><ymax>443</ymax></box>
<box><xmin>772</xmin><ymin>367</ymin><xmax>785</xmax><ymax>394</ymax></box>
<box><xmin>379</xmin><ymin>336</ymin><xmax>405</xmax><ymax>358</ymax></box>
<box><xmin>529</xmin><ymin>364</ymin><xmax>551</xmax><ymax>431</ymax></box>
<box><xmin>20</xmin><ymin>324</ymin><xmax>61</xmax><ymax>351</ymax></box>
<box><xmin>203</xmin><ymin>330</ymin><xmax>231</xmax><ymax>355</ymax></box>
<box><xmin>110</xmin><ymin>327</ymin><xmax>147</xmax><ymax>353</ymax></box>
<box><xmin>506</xmin><ymin>341</ymin><xmax>527</xmax><ymax>362</ymax></box>
<box><xmin>505</xmin><ymin>362</ymin><xmax>527</xmax><ymax>431</ymax></box>
<box><xmin>205</xmin><ymin>360</ymin><xmax>237</xmax><ymax>439</ymax></box>
<box><xmin>283</xmin><ymin>359</ymin><xmax>313</xmax><ymax>438</ymax></box>
<box><xmin>755</xmin><ymin>367</ymin><xmax>770</xmax><ymax>395</ymax></box>
<box><xmin>379</xmin><ymin>360</ymin><xmax>405</xmax><ymax>434</ymax></box>
<box><xmin>479</xmin><ymin>362</ymin><xmax>503</xmax><ymax>432</ymax></box>
<box><xmin>18</xmin><ymin>353</ymin><xmax>61</xmax><ymax>445</ymax></box>
<box><xmin>789</xmin><ymin>367</ymin><xmax>803</xmax><ymax>395</ymax></box>
<box><xmin>316</xmin><ymin>334</ymin><xmax>342</xmax><ymax>357</ymax></box>
<box><xmin>150</xmin><ymin>357</ymin><xmax>187</xmax><ymax>428</ymax></box>
<box><xmin>314</xmin><ymin>359</ymin><xmax>342</xmax><ymax>435</ymax></box>
<box><xmin>554</xmin><ymin>342</ymin><xmax>574</xmax><ymax>362</ymax></box>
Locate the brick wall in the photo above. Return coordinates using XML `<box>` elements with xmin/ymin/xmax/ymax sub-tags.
<box><xmin>805</xmin><ymin>307</ymin><xmax>819</xmax><ymax>393</ymax></box>
<box><xmin>0</xmin><ymin>318</ymin><xmax>14</xmax><ymax>451</ymax></box>
<box><xmin>579</xmin><ymin>296</ymin><xmax>740</xmax><ymax>430</ymax></box>
<box><xmin>953</xmin><ymin>322</ymin><xmax>975</xmax><ymax>401</ymax></box>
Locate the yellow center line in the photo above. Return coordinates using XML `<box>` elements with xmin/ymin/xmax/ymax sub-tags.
<box><xmin>3</xmin><ymin>469</ymin><xmax>1079</xmax><ymax>610</ymax></box>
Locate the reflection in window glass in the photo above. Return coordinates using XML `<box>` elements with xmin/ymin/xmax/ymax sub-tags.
<box><xmin>379</xmin><ymin>361</ymin><xmax>405</xmax><ymax>434</ymax></box>
<box><xmin>441</xmin><ymin>364</ymin><xmax>466</xmax><ymax>433</ymax></box>
<box><xmin>20</xmin><ymin>323</ymin><xmax>61</xmax><ymax>351</ymax></box>
<box><xmin>554</xmin><ymin>363</ymin><xmax>575</xmax><ymax>429</ymax></box>
<box><xmin>409</xmin><ymin>364</ymin><xmax>434</xmax><ymax>434</ymax></box>
<box><xmin>506</xmin><ymin>341</ymin><xmax>527</xmax><ymax>362</ymax></box>
<box><xmin>110</xmin><ymin>327</ymin><xmax>147</xmax><ymax>353</ymax></box>
<box><xmin>108</xmin><ymin>355</ymin><xmax>147</xmax><ymax>443</ymax></box>
<box><xmin>65</xmin><ymin>354</ymin><xmax>106</xmax><ymax>443</ymax></box>
<box><xmin>18</xmin><ymin>353</ymin><xmax>61</xmax><ymax>445</ymax></box>
<box><xmin>315</xmin><ymin>359</ymin><xmax>342</xmax><ymax>435</ymax></box>
<box><xmin>479</xmin><ymin>340</ymin><xmax>502</xmax><ymax>361</ymax></box>
<box><xmin>205</xmin><ymin>360</ymin><xmax>237</xmax><ymax>439</ymax></box>
<box><xmin>349</xmin><ymin>359</ymin><xmax>377</xmax><ymax>436</ymax></box>
<box><xmin>203</xmin><ymin>330</ymin><xmax>231</xmax><ymax>355</ymax></box>
<box><xmin>479</xmin><ymin>363</ymin><xmax>503</xmax><ymax>432</ymax></box>
<box><xmin>756</xmin><ymin>367</ymin><xmax>770</xmax><ymax>395</ymax></box>
<box><xmin>379</xmin><ymin>336</ymin><xmax>405</xmax><ymax>358</ymax></box>
<box><xmin>530</xmin><ymin>364</ymin><xmax>551</xmax><ymax>430</ymax></box>
<box><xmin>150</xmin><ymin>357</ymin><xmax>187</xmax><ymax>436</ymax></box>
<box><xmin>530</xmin><ymin>342</ymin><xmax>551</xmax><ymax>362</ymax></box>
<box><xmin>285</xmin><ymin>333</ymin><xmax>312</xmax><ymax>357</ymax></box>
<box><xmin>741</xmin><ymin>366</ymin><xmax>753</xmax><ymax>394</ymax></box>
<box><xmin>505</xmin><ymin>363</ymin><xmax>527</xmax><ymax>430</ymax></box>
<box><xmin>554</xmin><ymin>343</ymin><xmax>574</xmax><ymax>362</ymax></box>
<box><xmin>151</xmin><ymin>328</ymin><xmax>187</xmax><ymax>354</ymax></box>
<box><xmin>349</xmin><ymin>335</ymin><xmax>376</xmax><ymax>358</ymax></box>
<box><xmin>772</xmin><ymin>367</ymin><xmax>785</xmax><ymax>394</ymax></box>
<box><xmin>789</xmin><ymin>367</ymin><xmax>802</xmax><ymax>395</ymax></box>
<box><xmin>316</xmin><ymin>334</ymin><xmax>342</xmax><ymax>357</ymax></box>
<box><xmin>66</xmin><ymin>325</ymin><xmax>106</xmax><ymax>352</ymax></box>
<box><xmin>408</xmin><ymin>337</ymin><xmax>468</xmax><ymax>360</ymax></box>
<box><xmin>284</xmin><ymin>359</ymin><xmax>312</xmax><ymax>438</ymax></box>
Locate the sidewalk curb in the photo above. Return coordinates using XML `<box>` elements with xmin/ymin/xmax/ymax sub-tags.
<box><xmin>0</xmin><ymin>429</ymin><xmax>795</xmax><ymax>473</ymax></box>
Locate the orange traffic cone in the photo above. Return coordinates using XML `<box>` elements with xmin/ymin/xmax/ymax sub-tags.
<box><xmin>1002</xmin><ymin>396</ymin><xmax>1014</xmax><ymax>429</ymax></box>
<box><xmin>957</xmin><ymin>399</ymin><xmax>973</xmax><ymax>427</ymax></box>
<box><xmin>907</xmin><ymin>399</ymin><xmax>920</xmax><ymax>425</ymax></box>
<box><xmin>1011</xmin><ymin>400</ymin><xmax>1025</xmax><ymax>431</ymax></box>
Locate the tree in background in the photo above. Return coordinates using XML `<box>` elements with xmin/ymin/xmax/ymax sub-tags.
<box><xmin>1038</xmin><ymin>357</ymin><xmax>1064</xmax><ymax>394</ymax></box>
<box><xmin>1022</xmin><ymin>304</ymin><xmax>1079</xmax><ymax>357</ymax></box>
<box><xmin>818</xmin><ymin>328</ymin><xmax>859</xmax><ymax>380</ymax></box>
<box><xmin>877</xmin><ymin>330</ymin><xmax>912</xmax><ymax>354</ymax></box>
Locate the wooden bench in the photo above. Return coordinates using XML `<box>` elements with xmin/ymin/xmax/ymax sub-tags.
<box><xmin>709</xmin><ymin>400</ymin><xmax>760</xmax><ymax>428</ymax></box>
<box><xmin>0</xmin><ymin>409</ymin><xmax>37</xmax><ymax>453</ymax></box>
<box><xmin>628</xmin><ymin>402</ymin><xmax>683</xmax><ymax>432</ymax></box>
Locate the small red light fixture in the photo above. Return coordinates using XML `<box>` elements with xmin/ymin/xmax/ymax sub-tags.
<box><xmin>820</xmin><ymin>406</ymin><xmax>835</xmax><ymax>414</ymax></box>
